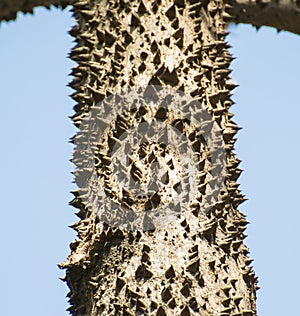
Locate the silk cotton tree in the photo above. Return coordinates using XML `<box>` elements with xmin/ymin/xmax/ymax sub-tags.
<box><xmin>1</xmin><ymin>1</ymin><xmax>299</xmax><ymax>315</ymax></box>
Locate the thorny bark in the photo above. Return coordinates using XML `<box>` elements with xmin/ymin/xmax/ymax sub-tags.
<box><xmin>1</xmin><ymin>0</ymin><xmax>300</xmax><ymax>36</ymax></box>
<box><xmin>58</xmin><ymin>0</ymin><xmax>257</xmax><ymax>315</ymax></box>
<box><xmin>1</xmin><ymin>0</ymin><xmax>299</xmax><ymax>316</ymax></box>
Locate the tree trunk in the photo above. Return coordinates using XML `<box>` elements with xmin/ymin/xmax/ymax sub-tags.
<box><xmin>1</xmin><ymin>0</ymin><xmax>299</xmax><ymax>315</ymax></box>
<box><xmin>58</xmin><ymin>0</ymin><xmax>258</xmax><ymax>315</ymax></box>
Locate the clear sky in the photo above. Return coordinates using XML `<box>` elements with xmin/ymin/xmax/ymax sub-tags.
<box><xmin>0</xmin><ymin>6</ymin><xmax>299</xmax><ymax>316</ymax></box>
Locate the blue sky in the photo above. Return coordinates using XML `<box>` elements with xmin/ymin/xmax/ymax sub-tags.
<box><xmin>0</xmin><ymin>7</ymin><xmax>299</xmax><ymax>316</ymax></box>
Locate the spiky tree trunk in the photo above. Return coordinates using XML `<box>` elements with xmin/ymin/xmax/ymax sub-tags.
<box><xmin>3</xmin><ymin>1</ymin><xmax>299</xmax><ymax>316</ymax></box>
<box><xmin>55</xmin><ymin>1</ymin><xmax>258</xmax><ymax>315</ymax></box>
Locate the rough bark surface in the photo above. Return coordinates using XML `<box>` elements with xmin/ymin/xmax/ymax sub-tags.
<box><xmin>228</xmin><ymin>0</ymin><xmax>300</xmax><ymax>35</ymax></box>
<box><xmin>57</xmin><ymin>0</ymin><xmax>258</xmax><ymax>315</ymax></box>
<box><xmin>0</xmin><ymin>0</ymin><xmax>298</xmax><ymax>316</ymax></box>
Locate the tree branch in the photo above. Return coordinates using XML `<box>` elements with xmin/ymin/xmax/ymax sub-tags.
<box><xmin>0</xmin><ymin>0</ymin><xmax>69</xmax><ymax>22</ymax></box>
<box><xmin>1</xmin><ymin>0</ymin><xmax>300</xmax><ymax>37</ymax></box>
<box><xmin>227</xmin><ymin>0</ymin><xmax>300</xmax><ymax>36</ymax></box>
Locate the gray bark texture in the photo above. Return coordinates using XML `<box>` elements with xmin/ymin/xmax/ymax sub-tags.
<box><xmin>58</xmin><ymin>0</ymin><xmax>257</xmax><ymax>315</ymax></box>
<box><xmin>1</xmin><ymin>0</ymin><xmax>298</xmax><ymax>316</ymax></box>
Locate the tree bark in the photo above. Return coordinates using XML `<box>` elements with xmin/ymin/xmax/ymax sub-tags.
<box><xmin>0</xmin><ymin>0</ymin><xmax>68</xmax><ymax>21</ymax></box>
<box><xmin>1</xmin><ymin>0</ymin><xmax>300</xmax><ymax>36</ymax></box>
<box><xmin>57</xmin><ymin>0</ymin><xmax>258</xmax><ymax>315</ymax></box>
<box><xmin>0</xmin><ymin>0</ymin><xmax>298</xmax><ymax>315</ymax></box>
<box><xmin>227</xmin><ymin>0</ymin><xmax>300</xmax><ymax>35</ymax></box>
<box><xmin>4</xmin><ymin>0</ymin><xmax>299</xmax><ymax>316</ymax></box>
